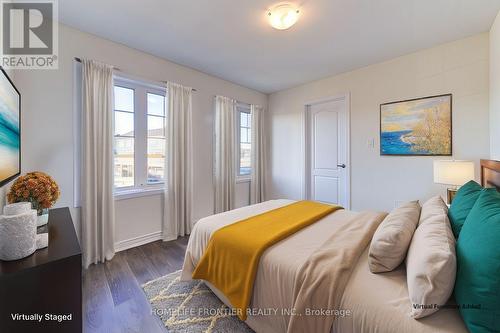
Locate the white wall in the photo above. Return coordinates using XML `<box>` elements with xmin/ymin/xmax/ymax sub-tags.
<box><xmin>268</xmin><ymin>33</ymin><xmax>490</xmax><ymax>212</ymax></box>
<box><xmin>6</xmin><ymin>23</ymin><xmax>266</xmax><ymax>245</ymax></box>
<box><xmin>490</xmin><ymin>12</ymin><xmax>500</xmax><ymax>160</ymax></box>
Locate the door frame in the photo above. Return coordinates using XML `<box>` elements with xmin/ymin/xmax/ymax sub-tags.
<box><xmin>302</xmin><ymin>93</ymin><xmax>351</xmax><ymax>209</ymax></box>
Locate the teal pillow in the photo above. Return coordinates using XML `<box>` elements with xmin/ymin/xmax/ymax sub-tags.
<box><xmin>448</xmin><ymin>180</ymin><xmax>482</xmax><ymax>238</ymax></box>
<box><xmin>454</xmin><ymin>188</ymin><xmax>500</xmax><ymax>333</ymax></box>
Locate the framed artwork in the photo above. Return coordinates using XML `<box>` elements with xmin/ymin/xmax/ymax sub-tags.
<box><xmin>380</xmin><ymin>94</ymin><xmax>452</xmax><ymax>156</ymax></box>
<box><xmin>0</xmin><ymin>67</ymin><xmax>21</xmax><ymax>187</ymax></box>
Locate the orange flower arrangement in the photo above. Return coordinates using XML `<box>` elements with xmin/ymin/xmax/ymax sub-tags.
<box><xmin>7</xmin><ymin>172</ymin><xmax>60</xmax><ymax>215</ymax></box>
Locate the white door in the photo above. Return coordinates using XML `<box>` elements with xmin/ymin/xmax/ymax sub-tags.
<box><xmin>305</xmin><ymin>95</ymin><xmax>349</xmax><ymax>208</ymax></box>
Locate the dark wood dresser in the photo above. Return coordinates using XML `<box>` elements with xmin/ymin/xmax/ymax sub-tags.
<box><xmin>0</xmin><ymin>207</ymin><xmax>82</xmax><ymax>333</ymax></box>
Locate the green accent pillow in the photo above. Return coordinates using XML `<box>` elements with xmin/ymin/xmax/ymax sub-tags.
<box><xmin>454</xmin><ymin>188</ymin><xmax>500</xmax><ymax>333</ymax></box>
<box><xmin>448</xmin><ymin>180</ymin><xmax>482</xmax><ymax>238</ymax></box>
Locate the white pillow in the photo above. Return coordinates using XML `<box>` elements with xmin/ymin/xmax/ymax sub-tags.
<box><xmin>368</xmin><ymin>201</ymin><xmax>421</xmax><ymax>273</ymax></box>
<box><xmin>406</xmin><ymin>196</ymin><xmax>456</xmax><ymax>319</ymax></box>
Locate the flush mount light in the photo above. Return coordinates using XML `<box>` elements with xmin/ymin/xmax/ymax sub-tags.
<box><xmin>267</xmin><ymin>3</ymin><xmax>300</xmax><ymax>30</ymax></box>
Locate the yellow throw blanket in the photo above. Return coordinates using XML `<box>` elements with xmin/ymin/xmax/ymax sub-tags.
<box><xmin>192</xmin><ymin>200</ymin><xmax>342</xmax><ymax>320</ymax></box>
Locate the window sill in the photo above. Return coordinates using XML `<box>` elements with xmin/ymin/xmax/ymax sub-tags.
<box><xmin>114</xmin><ymin>187</ymin><xmax>164</xmax><ymax>201</ymax></box>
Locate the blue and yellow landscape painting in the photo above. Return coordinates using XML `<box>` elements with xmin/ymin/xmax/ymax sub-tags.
<box><xmin>380</xmin><ymin>95</ymin><xmax>451</xmax><ymax>155</ymax></box>
<box><xmin>0</xmin><ymin>71</ymin><xmax>20</xmax><ymax>182</ymax></box>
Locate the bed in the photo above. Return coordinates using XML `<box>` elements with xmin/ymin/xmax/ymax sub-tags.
<box><xmin>181</xmin><ymin>159</ymin><xmax>500</xmax><ymax>333</ymax></box>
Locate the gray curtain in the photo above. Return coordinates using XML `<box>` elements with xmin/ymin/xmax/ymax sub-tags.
<box><xmin>163</xmin><ymin>82</ymin><xmax>193</xmax><ymax>241</ymax></box>
<box><xmin>250</xmin><ymin>104</ymin><xmax>266</xmax><ymax>204</ymax></box>
<box><xmin>214</xmin><ymin>95</ymin><xmax>236</xmax><ymax>213</ymax></box>
<box><xmin>81</xmin><ymin>59</ymin><xmax>115</xmax><ymax>268</ymax></box>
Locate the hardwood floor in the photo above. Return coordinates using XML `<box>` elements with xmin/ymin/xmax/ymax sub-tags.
<box><xmin>83</xmin><ymin>237</ymin><xmax>189</xmax><ymax>333</ymax></box>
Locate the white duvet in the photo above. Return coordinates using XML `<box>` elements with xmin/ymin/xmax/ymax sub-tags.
<box><xmin>181</xmin><ymin>200</ymin><xmax>468</xmax><ymax>333</ymax></box>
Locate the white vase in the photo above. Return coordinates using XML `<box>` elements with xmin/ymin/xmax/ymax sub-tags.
<box><xmin>0</xmin><ymin>207</ymin><xmax>37</xmax><ymax>261</ymax></box>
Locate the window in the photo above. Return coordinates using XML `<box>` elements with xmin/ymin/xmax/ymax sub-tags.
<box><xmin>237</xmin><ymin>104</ymin><xmax>252</xmax><ymax>177</ymax></box>
<box><xmin>113</xmin><ymin>86</ymin><xmax>135</xmax><ymax>188</ymax></box>
<box><xmin>113</xmin><ymin>78</ymin><xmax>166</xmax><ymax>192</ymax></box>
<box><xmin>147</xmin><ymin>93</ymin><xmax>166</xmax><ymax>184</ymax></box>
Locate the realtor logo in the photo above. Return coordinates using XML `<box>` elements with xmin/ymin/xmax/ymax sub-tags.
<box><xmin>0</xmin><ymin>0</ymin><xmax>58</xmax><ymax>69</ymax></box>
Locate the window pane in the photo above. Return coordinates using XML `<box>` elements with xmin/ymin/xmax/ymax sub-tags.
<box><xmin>114</xmin><ymin>86</ymin><xmax>134</xmax><ymax>112</ymax></box>
<box><xmin>240</xmin><ymin>112</ymin><xmax>248</xmax><ymax>127</ymax></box>
<box><xmin>147</xmin><ymin>138</ymin><xmax>165</xmax><ymax>184</ymax></box>
<box><xmin>241</xmin><ymin>128</ymin><xmax>249</xmax><ymax>144</ymax></box>
<box><xmin>240</xmin><ymin>142</ymin><xmax>251</xmax><ymax>175</ymax></box>
<box><xmin>114</xmin><ymin>111</ymin><xmax>134</xmax><ymax>136</ymax></box>
<box><xmin>148</xmin><ymin>115</ymin><xmax>165</xmax><ymax>137</ymax></box>
<box><xmin>238</xmin><ymin>110</ymin><xmax>252</xmax><ymax>176</ymax></box>
<box><xmin>147</xmin><ymin>93</ymin><xmax>165</xmax><ymax>116</ymax></box>
<box><xmin>114</xmin><ymin>137</ymin><xmax>134</xmax><ymax>187</ymax></box>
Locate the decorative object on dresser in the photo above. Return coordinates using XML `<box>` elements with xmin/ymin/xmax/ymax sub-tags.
<box><xmin>0</xmin><ymin>208</ymin><xmax>82</xmax><ymax>333</ymax></box>
<box><xmin>7</xmin><ymin>171</ymin><xmax>60</xmax><ymax>227</ymax></box>
<box><xmin>0</xmin><ymin>202</ymin><xmax>48</xmax><ymax>261</ymax></box>
<box><xmin>380</xmin><ymin>94</ymin><xmax>452</xmax><ymax>156</ymax></box>
<box><xmin>0</xmin><ymin>202</ymin><xmax>36</xmax><ymax>260</ymax></box>
<box><xmin>433</xmin><ymin>160</ymin><xmax>475</xmax><ymax>204</ymax></box>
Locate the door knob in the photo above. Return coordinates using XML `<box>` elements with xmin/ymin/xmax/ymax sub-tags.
<box><xmin>337</xmin><ymin>164</ymin><xmax>346</xmax><ymax>168</ymax></box>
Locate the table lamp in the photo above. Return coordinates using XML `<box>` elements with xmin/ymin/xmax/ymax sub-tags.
<box><xmin>433</xmin><ymin>160</ymin><xmax>475</xmax><ymax>204</ymax></box>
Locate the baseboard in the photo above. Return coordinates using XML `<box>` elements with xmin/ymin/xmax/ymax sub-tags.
<box><xmin>115</xmin><ymin>231</ymin><xmax>162</xmax><ymax>252</ymax></box>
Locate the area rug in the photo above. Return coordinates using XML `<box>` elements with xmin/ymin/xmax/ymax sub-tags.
<box><xmin>142</xmin><ymin>270</ymin><xmax>254</xmax><ymax>333</ymax></box>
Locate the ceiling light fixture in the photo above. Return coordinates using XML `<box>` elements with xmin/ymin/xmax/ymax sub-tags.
<box><xmin>267</xmin><ymin>3</ymin><xmax>300</xmax><ymax>30</ymax></box>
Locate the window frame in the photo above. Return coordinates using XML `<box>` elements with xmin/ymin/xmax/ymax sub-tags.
<box><xmin>236</xmin><ymin>102</ymin><xmax>252</xmax><ymax>182</ymax></box>
<box><xmin>113</xmin><ymin>76</ymin><xmax>167</xmax><ymax>196</ymax></box>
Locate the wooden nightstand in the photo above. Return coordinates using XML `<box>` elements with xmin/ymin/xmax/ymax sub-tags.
<box><xmin>0</xmin><ymin>208</ymin><xmax>82</xmax><ymax>333</ymax></box>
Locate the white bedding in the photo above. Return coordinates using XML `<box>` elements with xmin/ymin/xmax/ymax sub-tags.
<box><xmin>181</xmin><ymin>200</ymin><xmax>468</xmax><ymax>333</ymax></box>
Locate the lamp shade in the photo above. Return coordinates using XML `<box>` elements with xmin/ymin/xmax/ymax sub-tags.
<box><xmin>267</xmin><ymin>4</ymin><xmax>300</xmax><ymax>30</ymax></box>
<box><xmin>433</xmin><ymin>160</ymin><xmax>475</xmax><ymax>186</ymax></box>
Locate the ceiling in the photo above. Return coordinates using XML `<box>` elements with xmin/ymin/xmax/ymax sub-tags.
<box><xmin>59</xmin><ymin>0</ymin><xmax>500</xmax><ymax>93</ymax></box>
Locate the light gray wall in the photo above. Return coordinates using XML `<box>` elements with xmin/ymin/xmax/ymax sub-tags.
<box><xmin>268</xmin><ymin>33</ymin><xmax>490</xmax><ymax>212</ymax></box>
<box><xmin>490</xmin><ymin>11</ymin><xmax>500</xmax><ymax>160</ymax></box>
<box><xmin>5</xmin><ymin>23</ymin><xmax>267</xmax><ymax>244</ymax></box>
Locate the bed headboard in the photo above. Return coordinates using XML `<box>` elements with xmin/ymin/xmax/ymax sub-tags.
<box><xmin>480</xmin><ymin>159</ymin><xmax>500</xmax><ymax>190</ymax></box>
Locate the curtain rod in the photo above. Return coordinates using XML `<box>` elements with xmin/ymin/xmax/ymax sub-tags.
<box><xmin>74</xmin><ymin>57</ymin><xmax>197</xmax><ymax>92</ymax></box>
